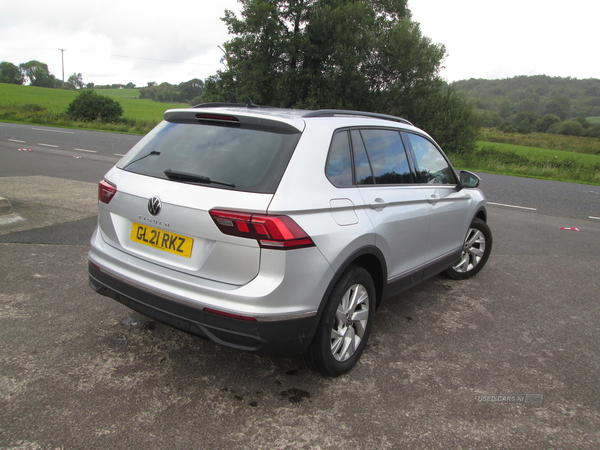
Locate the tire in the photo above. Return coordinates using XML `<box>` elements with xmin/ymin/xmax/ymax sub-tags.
<box><xmin>302</xmin><ymin>265</ymin><xmax>375</xmax><ymax>377</ymax></box>
<box><xmin>444</xmin><ymin>218</ymin><xmax>492</xmax><ymax>280</ymax></box>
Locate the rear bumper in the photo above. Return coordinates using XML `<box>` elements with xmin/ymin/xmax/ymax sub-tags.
<box><xmin>89</xmin><ymin>263</ymin><xmax>318</xmax><ymax>355</ymax></box>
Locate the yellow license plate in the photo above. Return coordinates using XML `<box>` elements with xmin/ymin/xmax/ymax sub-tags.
<box><xmin>130</xmin><ymin>223</ymin><xmax>193</xmax><ymax>258</ymax></box>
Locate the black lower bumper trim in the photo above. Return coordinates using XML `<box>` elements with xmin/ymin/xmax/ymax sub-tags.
<box><xmin>88</xmin><ymin>263</ymin><xmax>316</xmax><ymax>356</ymax></box>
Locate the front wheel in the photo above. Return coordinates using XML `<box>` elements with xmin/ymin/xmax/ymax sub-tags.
<box><xmin>302</xmin><ymin>265</ymin><xmax>375</xmax><ymax>377</ymax></box>
<box><xmin>444</xmin><ymin>218</ymin><xmax>492</xmax><ymax>280</ymax></box>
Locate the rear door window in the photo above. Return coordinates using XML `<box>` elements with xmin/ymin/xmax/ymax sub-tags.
<box><xmin>359</xmin><ymin>129</ymin><xmax>412</xmax><ymax>184</ymax></box>
<box><xmin>325</xmin><ymin>128</ymin><xmax>415</xmax><ymax>186</ymax></box>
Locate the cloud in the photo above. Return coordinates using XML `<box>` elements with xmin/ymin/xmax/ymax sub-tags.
<box><xmin>1</xmin><ymin>0</ymin><xmax>240</xmax><ymax>86</ymax></box>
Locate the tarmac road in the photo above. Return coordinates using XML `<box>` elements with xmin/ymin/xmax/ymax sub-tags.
<box><xmin>1</xmin><ymin>125</ymin><xmax>600</xmax><ymax>449</ymax></box>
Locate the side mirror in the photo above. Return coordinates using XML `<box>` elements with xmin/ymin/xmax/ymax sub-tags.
<box><xmin>458</xmin><ymin>171</ymin><xmax>480</xmax><ymax>190</ymax></box>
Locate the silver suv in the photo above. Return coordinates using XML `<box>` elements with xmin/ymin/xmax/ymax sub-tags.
<box><xmin>88</xmin><ymin>104</ymin><xmax>491</xmax><ymax>376</ymax></box>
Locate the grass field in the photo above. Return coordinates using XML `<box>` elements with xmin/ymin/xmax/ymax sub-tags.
<box><xmin>480</xmin><ymin>127</ymin><xmax>600</xmax><ymax>155</ymax></box>
<box><xmin>450</xmin><ymin>141</ymin><xmax>600</xmax><ymax>185</ymax></box>
<box><xmin>0</xmin><ymin>83</ymin><xmax>183</xmax><ymax>122</ymax></box>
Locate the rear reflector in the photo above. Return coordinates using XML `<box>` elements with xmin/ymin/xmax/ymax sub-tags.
<box><xmin>210</xmin><ymin>209</ymin><xmax>315</xmax><ymax>250</ymax></box>
<box><xmin>204</xmin><ymin>308</ymin><xmax>257</xmax><ymax>322</ymax></box>
<box><xmin>98</xmin><ymin>180</ymin><xmax>117</xmax><ymax>204</ymax></box>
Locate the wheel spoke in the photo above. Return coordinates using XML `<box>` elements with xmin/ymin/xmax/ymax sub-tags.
<box><xmin>335</xmin><ymin>306</ymin><xmax>348</xmax><ymax>325</ymax></box>
<box><xmin>338</xmin><ymin>327</ymin><xmax>356</xmax><ymax>361</ymax></box>
<box><xmin>465</xmin><ymin>230</ymin><xmax>482</xmax><ymax>247</ymax></box>
<box><xmin>351</xmin><ymin>309</ymin><xmax>369</xmax><ymax>323</ymax></box>
<box><xmin>452</xmin><ymin>227</ymin><xmax>488</xmax><ymax>273</ymax></box>
<box><xmin>329</xmin><ymin>281</ymin><xmax>370</xmax><ymax>362</ymax></box>
<box><xmin>469</xmin><ymin>247</ymin><xmax>484</xmax><ymax>257</ymax></box>
<box><xmin>353</xmin><ymin>318</ymin><xmax>367</xmax><ymax>337</ymax></box>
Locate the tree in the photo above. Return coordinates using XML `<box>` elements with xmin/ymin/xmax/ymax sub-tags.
<box><xmin>542</xmin><ymin>94</ymin><xmax>571</xmax><ymax>121</ymax></box>
<box><xmin>203</xmin><ymin>0</ymin><xmax>476</xmax><ymax>153</ymax></box>
<box><xmin>0</xmin><ymin>62</ymin><xmax>24</xmax><ymax>85</ymax></box>
<box><xmin>535</xmin><ymin>114</ymin><xmax>560</xmax><ymax>133</ymax></box>
<box><xmin>67</xmin><ymin>73</ymin><xmax>85</xmax><ymax>90</ymax></box>
<box><xmin>139</xmin><ymin>82</ymin><xmax>182</xmax><ymax>102</ymax></box>
<box><xmin>66</xmin><ymin>90</ymin><xmax>124</xmax><ymax>122</ymax></box>
<box><xmin>19</xmin><ymin>60</ymin><xmax>56</xmax><ymax>87</ymax></box>
<box><xmin>179</xmin><ymin>78</ymin><xmax>204</xmax><ymax>103</ymax></box>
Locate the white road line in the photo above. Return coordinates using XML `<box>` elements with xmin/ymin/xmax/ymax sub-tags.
<box><xmin>488</xmin><ymin>202</ymin><xmax>537</xmax><ymax>211</ymax></box>
<box><xmin>32</xmin><ymin>128</ymin><xmax>74</xmax><ymax>134</ymax></box>
<box><xmin>38</xmin><ymin>143</ymin><xmax>60</xmax><ymax>148</ymax></box>
<box><xmin>74</xmin><ymin>148</ymin><xmax>98</xmax><ymax>153</ymax></box>
<box><xmin>8</xmin><ymin>139</ymin><xmax>26</xmax><ymax>143</ymax></box>
<box><xmin>590</xmin><ymin>216</ymin><xmax>600</xmax><ymax>221</ymax></box>
<box><xmin>114</xmin><ymin>153</ymin><xmax>125</xmax><ymax>157</ymax></box>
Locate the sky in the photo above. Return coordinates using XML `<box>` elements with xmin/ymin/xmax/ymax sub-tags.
<box><xmin>1</xmin><ymin>0</ymin><xmax>598</xmax><ymax>88</ymax></box>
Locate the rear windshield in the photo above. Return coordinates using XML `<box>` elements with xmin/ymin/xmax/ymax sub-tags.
<box><xmin>117</xmin><ymin>121</ymin><xmax>301</xmax><ymax>194</ymax></box>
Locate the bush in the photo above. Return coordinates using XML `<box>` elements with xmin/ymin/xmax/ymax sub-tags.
<box><xmin>557</xmin><ymin>120</ymin><xmax>585</xmax><ymax>137</ymax></box>
<box><xmin>535</xmin><ymin>114</ymin><xmax>561</xmax><ymax>133</ymax></box>
<box><xmin>586</xmin><ymin>124</ymin><xmax>600</xmax><ymax>138</ymax></box>
<box><xmin>498</xmin><ymin>121</ymin><xmax>517</xmax><ymax>133</ymax></box>
<box><xmin>66</xmin><ymin>90</ymin><xmax>124</xmax><ymax>122</ymax></box>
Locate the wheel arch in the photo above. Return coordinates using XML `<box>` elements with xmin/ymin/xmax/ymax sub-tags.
<box><xmin>474</xmin><ymin>207</ymin><xmax>487</xmax><ymax>223</ymax></box>
<box><xmin>324</xmin><ymin>246</ymin><xmax>387</xmax><ymax>312</ymax></box>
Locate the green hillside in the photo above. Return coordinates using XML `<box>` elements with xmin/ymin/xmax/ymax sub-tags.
<box><xmin>0</xmin><ymin>83</ymin><xmax>184</xmax><ymax>121</ymax></box>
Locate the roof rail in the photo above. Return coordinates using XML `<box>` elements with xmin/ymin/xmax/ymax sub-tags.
<box><xmin>303</xmin><ymin>109</ymin><xmax>413</xmax><ymax>126</ymax></box>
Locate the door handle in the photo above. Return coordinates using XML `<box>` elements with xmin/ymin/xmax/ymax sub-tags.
<box><xmin>428</xmin><ymin>194</ymin><xmax>438</xmax><ymax>204</ymax></box>
<box><xmin>369</xmin><ymin>198</ymin><xmax>389</xmax><ymax>210</ymax></box>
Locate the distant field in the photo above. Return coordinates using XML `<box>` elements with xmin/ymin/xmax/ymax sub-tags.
<box><xmin>480</xmin><ymin>127</ymin><xmax>600</xmax><ymax>155</ymax></box>
<box><xmin>93</xmin><ymin>88</ymin><xmax>141</xmax><ymax>99</ymax></box>
<box><xmin>0</xmin><ymin>83</ymin><xmax>184</xmax><ymax>121</ymax></box>
<box><xmin>475</xmin><ymin>141</ymin><xmax>600</xmax><ymax>166</ymax></box>
<box><xmin>588</xmin><ymin>116</ymin><xmax>600</xmax><ymax>124</ymax></box>
<box><xmin>449</xmin><ymin>141</ymin><xmax>600</xmax><ymax>185</ymax></box>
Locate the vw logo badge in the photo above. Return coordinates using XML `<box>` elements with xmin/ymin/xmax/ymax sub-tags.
<box><xmin>148</xmin><ymin>196</ymin><xmax>162</xmax><ymax>216</ymax></box>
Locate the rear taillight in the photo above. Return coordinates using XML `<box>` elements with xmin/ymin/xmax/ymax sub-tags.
<box><xmin>98</xmin><ymin>180</ymin><xmax>117</xmax><ymax>204</ymax></box>
<box><xmin>210</xmin><ymin>209</ymin><xmax>315</xmax><ymax>250</ymax></box>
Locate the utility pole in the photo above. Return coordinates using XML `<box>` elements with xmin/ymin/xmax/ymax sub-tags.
<box><xmin>58</xmin><ymin>48</ymin><xmax>66</xmax><ymax>87</ymax></box>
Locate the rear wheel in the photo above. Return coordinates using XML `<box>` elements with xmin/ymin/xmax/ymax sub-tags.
<box><xmin>444</xmin><ymin>218</ymin><xmax>492</xmax><ymax>280</ymax></box>
<box><xmin>302</xmin><ymin>265</ymin><xmax>375</xmax><ymax>377</ymax></box>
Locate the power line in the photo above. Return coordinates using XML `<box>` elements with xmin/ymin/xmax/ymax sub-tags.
<box><xmin>4</xmin><ymin>47</ymin><xmax>220</xmax><ymax>67</ymax></box>
<box><xmin>71</xmin><ymin>49</ymin><xmax>220</xmax><ymax>67</ymax></box>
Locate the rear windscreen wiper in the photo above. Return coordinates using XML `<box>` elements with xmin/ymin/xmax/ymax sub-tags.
<box><xmin>124</xmin><ymin>151</ymin><xmax>160</xmax><ymax>168</ymax></box>
<box><xmin>164</xmin><ymin>168</ymin><xmax>235</xmax><ymax>188</ymax></box>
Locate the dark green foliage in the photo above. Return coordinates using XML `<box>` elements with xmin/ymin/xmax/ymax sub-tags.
<box><xmin>468</xmin><ymin>76</ymin><xmax>600</xmax><ymax>137</ymax></box>
<box><xmin>556</xmin><ymin>120</ymin><xmax>585</xmax><ymax>136</ymax></box>
<box><xmin>454</xmin><ymin>75</ymin><xmax>600</xmax><ymax>120</ymax></box>
<box><xmin>66</xmin><ymin>90</ymin><xmax>124</xmax><ymax>122</ymax></box>
<box><xmin>498</xmin><ymin>122</ymin><xmax>517</xmax><ymax>133</ymax></box>
<box><xmin>139</xmin><ymin>79</ymin><xmax>204</xmax><ymax>103</ymax></box>
<box><xmin>587</xmin><ymin>125</ymin><xmax>600</xmax><ymax>138</ymax></box>
<box><xmin>478</xmin><ymin>110</ymin><xmax>503</xmax><ymax>127</ymax></box>
<box><xmin>19</xmin><ymin>60</ymin><xmax>56</xmax><ymax>88</ymax></box>
<box><xmin>535</xmin><ymin>114</ymin><xmax>561</xmax><ymax>133</ymax></box>
<box><xmin>67</xmin><ymin>73</ymin><xmax>85</xmax><ymax>90</ymax></box>
<box><xmin>400</xmin><ymin>85</ymin><xmax>481</xmax><ymax>154</ymax></box>
<box><xmin>0</xmin><ymin>62</ymin><xmax>24</xmax><ymax>85</ymax></box>
<box><xmin>202</xmin><ymin>0</ymin><xmax>479</xmax><ymax>154</ymax></box>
